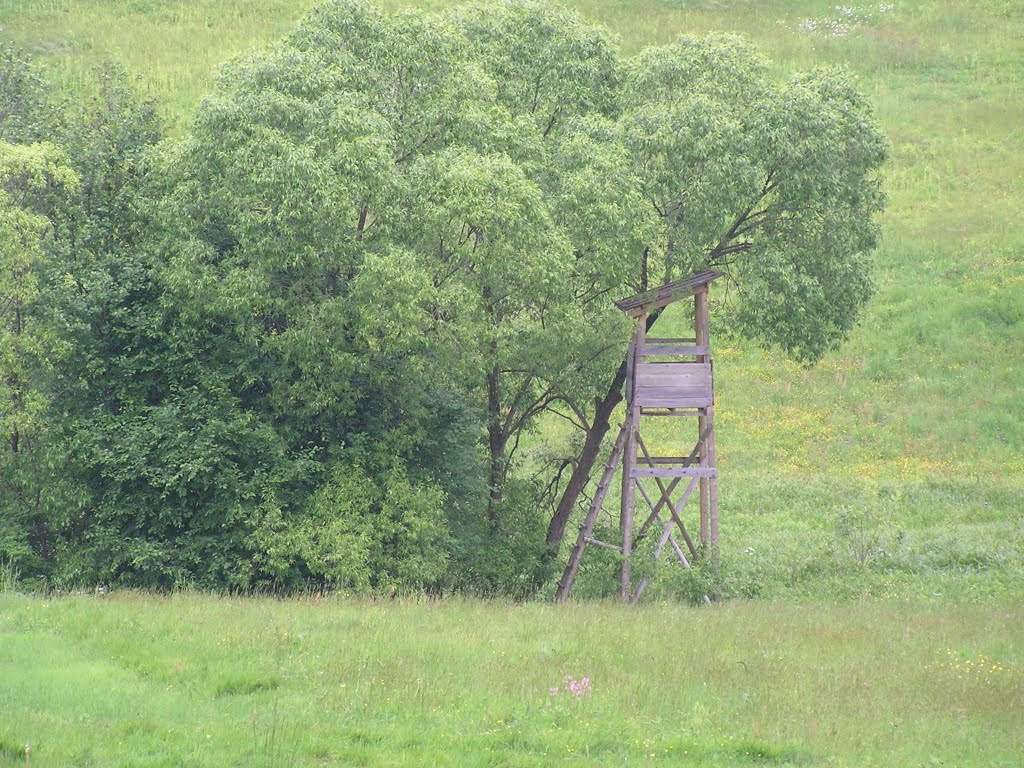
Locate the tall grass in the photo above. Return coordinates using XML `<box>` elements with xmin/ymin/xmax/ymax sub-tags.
<box><xmin>1</xmin><ymin>592</ymin><xmax>1021</xmax><ymax>766</ymax></box>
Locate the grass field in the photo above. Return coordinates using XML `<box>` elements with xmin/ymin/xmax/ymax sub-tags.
<box><xmin>2</xmin><ymin>591</ymin><xmax>1022</xmax><ymax>767</ymax></box>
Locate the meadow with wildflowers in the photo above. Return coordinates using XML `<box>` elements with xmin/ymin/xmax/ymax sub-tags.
<box><xmin>1</xmin><ymin>591</ymin><xmax>1022</xmax><ymax>766</ymax></box>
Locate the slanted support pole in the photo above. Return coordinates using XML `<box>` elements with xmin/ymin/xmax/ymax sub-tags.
<box><xmin>555</xmin><ymin>422</ymin><xmax>628</xmax><ymax>602</ymax></box>
<box><xmin>619</xmin><ymin>317</ymin><xmax>643</xmax><ymax>601</ymax></box>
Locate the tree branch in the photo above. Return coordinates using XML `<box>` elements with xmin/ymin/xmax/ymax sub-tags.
<box><xmin>706</xmin><ymin>171</ymin><xmax>780</xmax><ymax>263</ymax></box>
<box><xmin>541</xmin><ymin>395</ymin><xmax>594</xmax><ymax>434</ymax></box>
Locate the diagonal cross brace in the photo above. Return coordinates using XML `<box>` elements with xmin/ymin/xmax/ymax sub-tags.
<box><xmin>636</xmin><ymin>436</ymin><xmax>700</xmax><ymax>558</ymax></box>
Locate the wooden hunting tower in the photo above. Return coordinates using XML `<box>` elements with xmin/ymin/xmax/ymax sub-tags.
<box><xmin>556</xmin><ymin>269</ymin><xmax>723</xmax><ymax>603</ymax></box>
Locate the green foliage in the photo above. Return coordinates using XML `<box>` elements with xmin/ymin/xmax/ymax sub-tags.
<box><xmin>0</xmin><ymin>44</ymin><xmax>54</xmax><ymax>143</ymax></box>
<box><xmin>256</xmin><ymin>458</ymin><xmax>451</xmax><ymax>593</ymax></box>
<box><xmin>320</xmin><ymin>463</ymin><xmax>449</xmax><ymax>591</ymax></box>
<box><xmin>0</xmin><ymin>2</ymin><xmax>892</xmax><ymax>595</ymax></box>
<box><xmin>730</xmin><ymin>68</ymin><xmax>887</xmax><ymax>362</ymax></box>
<box><xmin>620</xmin><ymin>34</ymin><xmax>887</xmax><ymax>361</ymax></box>
<box><xmin>126</xmin><ymin>0</ymin><xmax>641</xmax><ymax>590</ymax></box>
<box><xmin>0</xmin><ymin>139</ymin><xmax>79</xmax><ymax>575</ymax></box>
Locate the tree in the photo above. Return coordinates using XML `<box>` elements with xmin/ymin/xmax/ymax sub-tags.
<box><xmin>0</xmin><ymin>140</ymin><xmax>78</xmax><ymax>573</ymax></box>
<box><xmin>0</xmin><ymin>44</ymin><xmax>53</xmax><ymax>143</ymax></box>
<box><xmin>97</xmin><ymin>1</ymin><xmax>488</xmax><ymax>590</ymax></box>
<box><xmin>543</xmin><ymin>34</ymin><xmax>886</xmax><ymax>553</ymax></box>
<box><xmin>0</xmin><ymin>48</ymin><xmax>168</xmax><ymax>583</ymax></box>
<box><xmin>134</xmin><ymin>0</ymin><xmax>885</xmax><ymax>591</ymax></box>
<box><xmin>0</xmin><ymin>2</ymin><xmax>885</xmax><ymax>594</ymax></box>
<box><xmin>146</xmin><ymin>0</ymin><xmax>658</xmax><ymax>591</ymax></box>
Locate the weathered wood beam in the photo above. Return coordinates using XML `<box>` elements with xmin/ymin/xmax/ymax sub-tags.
<box><xmin>640</xmin><ymin>408</ymin><xmax>703</xmax><ymax>417</ymax></box>
<box><xmin>615</xmin><ymin>270</ymin><xmax>725</xmax><ymax>318</ymax></box>
<box><xmin>583</xmin><ymin>537</ymin><xmax>624</xmax><ymax>553</ymax></box>
<box><xmin>635</xmin><ymin>456</ymin><xmax>701</xmax><ymax>466</ymax></box>
<box><xmin>619</xmin><ymin>321</ymin><xmax>643</xmax><ymax>602</ymax></box>
<box><xmin>695</xmin><ymin>288</ymin><xmax>711</xmax><ymax>544</ymax></box>
<box><xmin>639</xmin><ymin>345</ymin><xmax>709</xmax><ymax>357</ymax></box>
<box><xmin>632</xmin><ymin>467</ymin><xmax>717</xmax><ymax>478</ymax></box>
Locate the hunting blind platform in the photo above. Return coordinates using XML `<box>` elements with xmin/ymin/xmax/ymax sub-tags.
<box><xmin>556</xmin><ymin>270</ymin><xmax>724</xmax><ymax>603</ymax></box>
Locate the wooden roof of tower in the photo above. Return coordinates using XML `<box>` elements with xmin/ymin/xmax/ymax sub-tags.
<box><xmin>615</xmin><ymin>269</ymin><xmax>724</xmax><ymax>318</ymax></box>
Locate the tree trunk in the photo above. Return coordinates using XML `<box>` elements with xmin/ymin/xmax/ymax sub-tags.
<box><xmin>544</xmin><ymin>362</ymin><xmax>625</xmax><ymax>548</ymax></box>
<box><xmin>544</xmin><ymin>311</ymin><xmax>663</xmax><ymax>551</ymax></box>
<box><xmin>486</xmin><ymin>363</ymin><xmax>506</xmax><ymax>526</ymax></box>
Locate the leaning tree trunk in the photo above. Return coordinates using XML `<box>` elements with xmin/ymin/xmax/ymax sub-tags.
<box><xmin>543</xmin><ymin>311</ymin><xmax>662</xmax><ymax>552</ymax></box>
<box><xmin>543</xmin><ymin>361</ymin><xmax>626</xmax><ymax>549</ymax></box>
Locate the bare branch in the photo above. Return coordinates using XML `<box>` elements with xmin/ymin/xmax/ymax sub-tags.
<box><xmin>543</xmin><ymin>402</ymin><xmax>588</xmax><ymax>433</ymax></box>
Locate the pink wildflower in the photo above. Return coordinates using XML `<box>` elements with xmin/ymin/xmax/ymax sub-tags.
<box><xmin>557</xmin><ymin>674</ymin><xmax>592</xmax><ymax>699</ymax></box>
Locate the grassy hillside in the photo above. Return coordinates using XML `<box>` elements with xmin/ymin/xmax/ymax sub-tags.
<box><xmin>1</xmin><ymin>591</ymin><xmax>1022</xmax><ymax>766</ymax></box>
<box><xmin>1</xmin><ymin>0</ymin><xmax>1022</xmax><ymax>598</ymax></box>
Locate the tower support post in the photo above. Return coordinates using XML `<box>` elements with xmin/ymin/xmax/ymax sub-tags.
<box><xmin>619</xmin><ymin>319</ymin><xmax>643</xmax><ymax>601</ymax></box>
